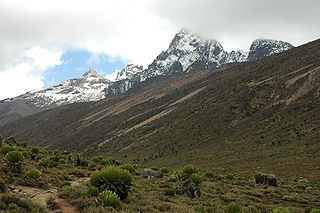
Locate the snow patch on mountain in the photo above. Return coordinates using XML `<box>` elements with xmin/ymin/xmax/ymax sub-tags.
<box><xmin>7</xmin><ymin>70</ymin><xmax>111</xmax><ymax>107</ymax></box>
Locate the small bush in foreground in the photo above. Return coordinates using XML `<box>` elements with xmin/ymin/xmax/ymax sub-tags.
<box><xmin>272</xmin><ymin>207</ymin><xmax>291</xmax><ymax>213</ymax></box>
<box><xmin>87</xmin><ymin>187</ymin><xmax>100</xmax><ymax>197</ymax></box>
<box><xmin>0</xmin><ymin>193</ymin><xmax>47</xmax><ymax>212</ymax></box>
<box><xmin>90</xmin><ymin>166</ymin><xmax>133</xmax><ymax>200</ymax></box>
<box><xmin>97</xmin><ymin>190</ymin><xmax>120</xmax><ymax>208</ymax></box>
<box><xmin>189</xmin><ymin>173</ymin><xmax>202</xmax><ymax>185</ymax></box>
<box><xmin>119</xmin><ymin>164</ymin><xmax>135</xmax><ymax>174</ymax></box>
<box><xmin>160</xmin><ymin>167</ymin><xmax>171</xmax><ymax>173</ymax></box>
<box><xmin>225</xmin><ymin>174</ymin><xmax>235</xmax><ymax>180</ymax></box>
<box><xmin>4</xmin><ymin>151</ymin><xmax>24</xmax><ymax>173</ymax></box>
<box><xmin>164</xmin><ymin>188</ymin><xmax>175</xmax><ymax>196</ymax></box>
<box><xmin>224</xmin><ymin>203</ymin><xmax>242</xmax><ymax>213</ymax></box>
<box><xmin>26</xmin><ymin>169</ymin><xmax>42</xmax><ymax>180</ymax></box>
<box><xmin>182</xmin><ymin>165</ymin><xmax>197</xmax><ymax>175</ymax></box>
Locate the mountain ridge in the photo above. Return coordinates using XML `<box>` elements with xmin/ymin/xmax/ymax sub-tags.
<box><xmin>0</xmin><ymin>30</ymin><xmax>294</xmax><ymax>126</ymax></box>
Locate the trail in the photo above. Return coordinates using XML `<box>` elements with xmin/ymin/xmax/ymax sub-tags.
<box><xmin>10</xmin><ymin>177</ymin><xmax>90</xmax><ymax>213</ymax></box>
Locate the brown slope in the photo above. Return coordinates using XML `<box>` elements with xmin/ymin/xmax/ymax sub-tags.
<box><xmin>1</xmin><ymin>38</ymin><xmax>320</xmax><ymax>179</ymax></box>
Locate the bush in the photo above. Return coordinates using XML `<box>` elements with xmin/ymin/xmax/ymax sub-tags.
<box><xmin>0</xmin><ymin>193</ymin><xmax>47</xmax><ymax>212</ymax></box>
<box><xmin>119</xmin><ymin>164</ymin><xmax>135</xmax><ymax>174</ymax></box>
<box><xmin>225</xmin><ymin>174</ymin><xmax>235</xmax><ymax>180</ymax></box>
<box><xmin>4</xmin><ymin>151</ymin><xmax>24</xmax><ymax>173</ymax></box>
<box><xmin>0</xmin><ymin>145</ymin><xmax>15</xmax><ymax>155</ymax></box>
<box><xmin>168</xmin><ymin>174</ymin><xmax>179</xmax><ymax>182</ymax></box>
<box><xmin>189</xmin><ymin>173</ymin><xmax>202</xmax><ymax>185</ymax></box>
<box><xmin>224</xmin><ymin>203</ymin><xmax>242</xmax><ymax>213</ymax></box>
<box><xmin>90</xmin><ymin>166</ymin><xmax>133</xmax><ymax>200</ymax></box>
<box><xmin>254</xmin><ymin>172</ymin><xmax>262</xmax><ymax>179</ymax></box>
<box><xmin>59</xmin><ymin>185</ymin><xmax>87</xmax><ymax>200</ymax></box>
<box><xmin>194</xmin><ymin>204</ymin><xmax>214</xmax><ymax>213</ymax></box>
<box><xmin>182</xmin><ymin>165</ymin><xmax>197</xmax><ymax>175</ymax></box>
<box><xmin>205</xmin><ymin>171</ymin><xmax>215</xmax><ymax>178</ymax></box>
<box><xmin>160</xmin><ymin>167</ymin><xmax>171</xmax><ymax>173</ymax></box>
<box><xmin>26</xmin><ymin>169</ymin><xmax>42</xmax><ymax>180</ymax></box>
<box><xmin>272</xmin><ymin>207</ymin><xmax>291</xmax><ymax>213</ymax></box>
<box><xmin>97</xmin><ymin>190</ymin><xmax>120</xmax><ymax>208</ymax></box>
<box><xmin>164</xmin><ymin>188</ymin><xmax>175</xmax><ymax>196</ymax></box>
<box><xmin>150</xmin><ymin>166</ymin><xmax>159</xmax><ymax>171</ymax></box>
<box><xmin>87</xmin><ymin>187</ymin><xmax>100</xmax><ymax>197</ymax></box>
<box><xmin>311</xmin><ymin>210</ymin><xmax>320</xmax><ymax>213</ymax></box>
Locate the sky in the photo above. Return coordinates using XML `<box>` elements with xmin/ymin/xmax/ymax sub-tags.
<box><xmin>0</xmin><ymin>0</ymin><xmax>319</xmax><ymax>100</ymax></box>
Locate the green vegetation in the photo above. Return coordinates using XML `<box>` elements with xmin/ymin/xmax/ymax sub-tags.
<box><xmin>87</xmin><ymin>187</ymin><xmax>100</xmax><ymax>197</ymax></box>
<box><xmin>90</xmin><ymin>166</ymin><xmax>134</xmax><ymax>200</ymax></box>
<box><xmin>272</xmin><ymin>207</ymin><xmax>291</xmax><ymax>213</ymax></box>
<box><xmin>97</xmin><ymin>190</ymin><xmax>120</xmax><ymax>207</ymax></box>
<box><xmin>163</xmin><ymin>188</ymin><xmax>175</xmax><ymax>196</ymax></box>
<box><xmin>26</xmin><ymin>169</ymin><xmax>42</xmax><ymax>180</ymax></box>
<box><xmin>224</xmin><ymin>203</ymin><xmax>242</xmax><ymax>213</ymax></box>
<box><xmin>4</xmin><ymin>151</ymin><xmax>24</xmax><ymax>173</ymax></box>
<box><xmin>189</xmin><ymin>173</ymin><xmax>202</xmax><ymax>185</ymax></box>
<box><xmin>0</xmin><ymin>193</ymin><xmax>47</xmax><ymax>212</ymax></box>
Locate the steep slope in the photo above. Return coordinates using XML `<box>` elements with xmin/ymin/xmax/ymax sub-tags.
<box><xmin>1</xmin><ymin>38</ymin><xmax>319</xmax><ymax>178</ymax></box>
<box><xmin>0</xmin><ymin>70</ymin><xmax>111</xmax><ymax>126</ymax></box>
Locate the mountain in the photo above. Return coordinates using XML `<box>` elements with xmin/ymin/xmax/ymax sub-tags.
<box><xmin>0</xmin><ymin>30</ymin><xmax>294</xmax><ymax>126</ymax></box>
<box><xmin>248</xmin><ymin>38</ymin><xmax>294</xmax><ymax>61</ymax></box>
<box><xmin>0</xmin><ymin>70</ymin><xmax>111</xmax><ymax>126</ymax></box>
<box><xmin>1</xmin><ymin>38</ymin><xmax>319</xmax><ymax>178</ymax></box>
<box><xmin>106</xmin><ymin>30</ymin><xmax>293</xmax><ymax>95</ymax></box>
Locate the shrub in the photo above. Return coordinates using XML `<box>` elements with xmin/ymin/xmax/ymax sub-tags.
<box><xmin>168</xmin><ymin>174</ymin><xmax>179</xmax><ymax>182</ymax></box>
<box><xmin>194</xmin><ymin>205</ymin><xmax>214</xmax><ymax>213</ymax></box>
<box><xmin>189</xmin><ymin>173</ymin><xmax>202</xmax><ymax>185</ymax></box>
<box><xmin>97</xmin><ymin>190</ymin><xmax>120</xmax><ymax>208</ymax></box>
<box><xmin>225</xmin><ymin>174</ymin><xmax>235</xmax><ymax>180</ymax></box>
<box><xmin>4</xmin><ymin>151</ymin><xmax>24</xmax><ymax>173</ymax></box>
<box><xmin>182</xmin><ymin>165</ymin><xmax>197</xmax><ymax>175</ymax></box>
<box><xmin>0</xmin><ymin>145</ymin><xmax>15</xmax><ymax>155</ymax></box>
<box><xmin>26</xmin><ymin>169</ymin><xmax>42</xmax><ymax>180</ymax></box>
<box><xmin>254</xmin><ymin>172</ymin><xmax>262</xmax><ymax>179</ymax></box>
<box><xmin>224</xmin><ymin>203</ymin><xmax>242</xmax><ymax>213</ymax></box>
<box><xmin>150</xmin><ymin>166</ymin><xmax>159</xmax><ymax>171</ymax></box>
<box><xmin>160</xmin><ymin>167</ymin><xmax>171</xmax><ymax>173</ymax></box>
<box><xmin>0</xmin><ymin>193</ymin><xmax>47</xmax><ymax>212</ymax></box>
<box><xmin>59</xmin><ymin>185</ymin><xmax>87</xmax><ymax>200</ymax></box>
<box><xmin>311</xmin><ymin>210</ymin><xmax>320</xmax><ymax>213</ymax></box>
<box><xmin>90</xmin><ymin>166</ymin><xmax>133</xmax><ymax>200</ymax></box>
<box><xmin>119</xmin><ymin>164</ymin><xmax>135</xmax><ymax>174</ymax></box>
<box><xmin>164</xmin><ymin>188</ymin><xmax>175</xmax><ymax>196</ymax></box>
<box><xmin>99</xmin><ymin>157</ymin><xmax>120</xmax><ymax>166</ymax></box>
<box><xmin>205</xmin><ymin>171</ymin><xmax>215</xmax><ymax>178</ymax></box>
<box><xmin>37</xmin><ymin>158</ymin><xmax>50</xmax><ymax>167</ymax></box>
<box><xmin>87</xmin><ymin>187</ymin><xmax>100</xmax><ymax>197</ymax></box>
<box><xmin>272</xmin><ymin>207</ymin><xmax>291</xmax><ymax>213</ymax></box>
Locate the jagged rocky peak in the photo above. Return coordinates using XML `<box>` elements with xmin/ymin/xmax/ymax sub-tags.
<box><xmin>116</xmin><ymin>64</ymin><xmax>144</xmax><ymax>81</ymax></box>
<box><xmin>82</xmin><ymin>69</ymin><xmax>101</xmax><ymax>78</ymax></box>
<box><xmin>248</xmin><ymin>38</ymin><xmax>294</xmax><ymax>61</ymax></box>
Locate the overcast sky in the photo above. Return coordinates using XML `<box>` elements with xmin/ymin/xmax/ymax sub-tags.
<box><xmin>0</xmin><ymin>0</ymin><xmax>319</xmax><ymax>100</ymax></box>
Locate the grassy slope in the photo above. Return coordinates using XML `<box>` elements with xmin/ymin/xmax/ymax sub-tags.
<box><xmin>1</xmin><ymin>39</ymin><xmax>320</xmax><ymax>180</ymax></box>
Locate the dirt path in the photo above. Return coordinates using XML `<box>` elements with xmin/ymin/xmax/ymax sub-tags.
<box><xmin>10</xmin><ymin>177</ymin><xmax>90</xmax><ymax>213</ymax></box>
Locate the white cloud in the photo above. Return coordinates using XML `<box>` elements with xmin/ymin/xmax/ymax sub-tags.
<box><xmin>105</xmin><ymin>70</ymin><xmax>118</xmax><ymax>82</ymax></box>
<box><xmin>0</xmin><ymin>0</ymin><xmax>319</xmax><ymax>99</ymax></box>
<box><xmin>0</xmin><ymin>46</ymin><xmax>62</xmax><ymax>100</ymax></box>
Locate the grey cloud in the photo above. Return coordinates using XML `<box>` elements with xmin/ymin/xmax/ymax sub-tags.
<box><xmin>150</xmin><ymin>0</ymin><xmax>320</xmax><ymax>50</ymax></box>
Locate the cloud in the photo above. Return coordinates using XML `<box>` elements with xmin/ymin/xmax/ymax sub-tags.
<box><xmin>0</xmin><ymin>46</ymin><xmax>62</xmax><ymax>100</ymax></box>
<box><xmin>105</xmin><ymin>70</ymin><xmax>118</xmax><ymax>82</ymax></box>
<box><xmin>150</xmin><ymin>0</ymin><xmax>320</xmax><ymax>51</ymax></box>
<box><xmin>1</xmin><ymin>0</ymin><xmax>320</xmax><ymax>99</ymax></box>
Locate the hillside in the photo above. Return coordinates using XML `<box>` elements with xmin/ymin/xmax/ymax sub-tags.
<box><xmin>1</xmin><ymin>38</ymin><xmax>320</xmax><ymax>180</ymax></box>
<box><xmin>0</xmin><ymin>138</ymin><xmax>319</xmax><ymax>212</ymax></box>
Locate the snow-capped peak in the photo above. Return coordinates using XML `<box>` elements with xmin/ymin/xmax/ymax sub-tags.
<box><xmin>7</xmin><ymin>70</ymin><xmax>112</xmax><ymax>108</ymax></box>
<box><xmin>248</xmin><ymin>38</ymin><xmax>294</xmax><ymax>61</ymax></box>
<box><xmin>83</xmin><ymin>70</ymin><xmax>101</xmax><ymax>78</ymax></box>
<box><xmin>116</xmin><ymin>64</ymin><xmax>143</xmax><ymax>81</ymax></box>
